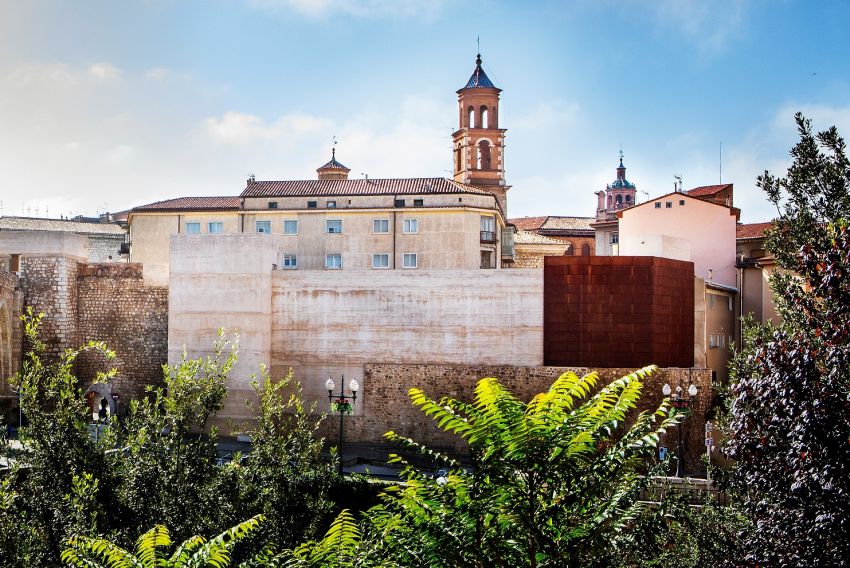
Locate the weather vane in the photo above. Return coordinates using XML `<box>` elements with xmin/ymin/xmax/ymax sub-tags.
<box><xmin>477</xmin><ymin>35</ymin><xmax>480</xmax><ymax>54</ymax></box>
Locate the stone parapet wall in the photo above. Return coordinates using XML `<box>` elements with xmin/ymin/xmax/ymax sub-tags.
<box><xmin>0</xmin><ymin>269</ymin><xmax>23</xmax><ymax>393</ymax></box>
<box><xmin>320</xmin><ymin>363</ymin><xmax>711</xmax><ymax>473</ymax></box>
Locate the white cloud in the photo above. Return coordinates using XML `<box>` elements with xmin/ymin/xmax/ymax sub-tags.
<box><xmin>88</xmin><ymin>62</ymin><xmax>122</xmax><ymax>79</ymax></box>
<box><xmin>513</xmin><ymin>101</ymin><xmax>580</xmax><ymax>131</ymax></box>
<box><xmin>206</xmin><ymin>111</ymin><xmax>334</xmax><ymax>144</ymax></box>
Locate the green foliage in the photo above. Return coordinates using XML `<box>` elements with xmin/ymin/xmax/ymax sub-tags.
<box><xmin>237</xmin><ymin>368</ymin><xmax>336</xmax><ymax>551</ymax></box>
<box><xmin>727</xmin><ymin>115</ymin><xmax>850</xmax><ymax>565</ymax></box>
<box><xmin>366</xmin><ymin>367</ymin><xmax>680</xmax><ymax>567</ymax></box>
<box><xmin>61</xmin><ymin>514</ymin><xmax>264</xmax><ymax>567</ymax></box>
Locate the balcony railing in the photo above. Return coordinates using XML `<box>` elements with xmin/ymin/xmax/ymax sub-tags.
<box><xmin>480</xmin><ymin>230</ymin><xmax>496</xmax><ymax>244</ymax></box>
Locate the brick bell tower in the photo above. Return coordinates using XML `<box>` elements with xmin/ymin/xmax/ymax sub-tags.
<box><xmin>452</xmin><ymin>53</ymin><xmax>510</xmax><ymax>214</ymax></box>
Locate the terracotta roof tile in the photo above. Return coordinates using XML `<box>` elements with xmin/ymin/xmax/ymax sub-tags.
<box><xmin>240</xmin><ymin>177</ymin><xmax>495</xmax><ymax>198</ymax></box>
<box><xmin>514</xmin><ymin>230</ymin><xmax>569</xmax><ymax>245</ymax></box>
<box><xmin>509</xmin><ymin>216</ymin><xmax>548</xmax><ymax>230</ymax></box>
<box><xmin>737</xmin><ymin>221</ymin><xmax>773</xmax><ymax>240</ymax></box>
<box><xmin>0</xmin><ymin>216</ymin><xmax>125</xmax><ymax>235</ymax></box>
<box><xmin>687</xmin><ymin>184</ymin><xmax>732</xmax><ymax>197</ymax></box>
<box><xmin>132</xmin><ymin>196</ymin><xmax>241</xmax><ymax>212</ymax></box>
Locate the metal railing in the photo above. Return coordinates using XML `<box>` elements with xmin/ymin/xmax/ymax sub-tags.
<box><xmin>480</xmin><ymin>230</ymin><xmax>496</xmax><ymax>243</ymax></box>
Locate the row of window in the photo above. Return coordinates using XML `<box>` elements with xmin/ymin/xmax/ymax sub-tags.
<box><xmin>185</xmin><ymin>222</ymin><xmax>223</xmax><ymax>234</ymax></box>
<box><xmin>273</xmin><ymin>198</ymin><xmax>427</xmax><ymax>210</ymax></box>
<box><xmin>655</xmin><ymin>199</ymin><xmax>687</xmax><ymax>209</ymax></box>
<box><xmin>255</xmin><ymin>219</ymin><xmax>420</xmax><ymax>235</ymax></box>
<box><xmin>708</xmin><ymin>333</ymin><xmax>734</xmax><ymax>349</ymax></box>
<box><xmin>279</xmin><ymin>253</ymin><xmax>419</xmax><ymax>270</ymax></box>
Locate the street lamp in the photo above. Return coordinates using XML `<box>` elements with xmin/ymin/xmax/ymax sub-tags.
<box><xmin>326</xmin><ymin>375</ymin><xmax>359</xmax><ymax>475</ymax></box>
<box><xmin>662</xmin><ymin>382</ymin><xmax>698</xmax><ymax>477</ymax></box>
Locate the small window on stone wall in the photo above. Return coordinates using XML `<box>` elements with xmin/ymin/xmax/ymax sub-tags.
<box><xmin>581</xmin><ymin>243</ymin><xmax>591</xmax><ymax>256</ymax></box>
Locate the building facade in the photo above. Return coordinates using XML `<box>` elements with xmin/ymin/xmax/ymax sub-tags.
<box><xmin>591</xmin><ymin>153</ymin><xmax>637</xmax><ymax>256</ymax></box>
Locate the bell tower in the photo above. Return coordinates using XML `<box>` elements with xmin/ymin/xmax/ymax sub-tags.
<box><xmin>452</xmin><ymin>53</ymin><xmax>509</xmax><ymax>213</ymax></box>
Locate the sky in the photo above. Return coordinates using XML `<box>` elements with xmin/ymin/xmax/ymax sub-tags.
<box><xmin>1</xmin><ymin>0</ymin><xmax>848</xmax><ymax>223</ymax></box>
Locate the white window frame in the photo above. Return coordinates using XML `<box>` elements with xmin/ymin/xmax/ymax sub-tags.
<box><xmin>403</xmin><ymin>218</ymin><xmax>418</xmax><ymax>234</ymax></box>
<box><xmin>283</xmin><ymin>220</ymin><xmax>298</xmax><ymax>235</ymax></box>
<box><xmin>403</xmin><ymin>253</ymin><xmax>417</xmax><ymax>269</ymax></box>
<box><xmin>326</xmin><ymin>220</ymin><xmax>343</xmax><ymax>234</ymax></box>
<box><xmin>480</xmin><ymin>215</ymin><xmax>496</xmax><ymax>232</ymax></box>
<box><xmin>373</xmin><ymin>219</ymin><xmax>390</xmax><ymax>234</ymax></box>
<box><xmin>185</xmin><ymin>222</ymin><xmax>201</xmax><ymax>234</ymax></box>
<box><xmin>372</xmin><ymin>253</ymin><xmax>390</xmax><ymax>269</ymax></box>
<box><xmin>327</xmin><ymin>200</ymin><xmax>337</xmax><ymax>209</ymax></box>
<box><xmin>325</xmin><ymin>254</ymin><xmax>342</xmax><ymax>269</ymax></box>
<box><xmin>208</xmin><ymin>221</ymin><xmax>223</xmax><ymax>234</ymax></box>
<box><xmin>281</xmin><ymin>254</ymin><xmax>297</xmax><ymax>269</ymax></box>
<box><xmin>256</xmin><ymin>220</ymin><xmax>272</xmax><ymax>234</ymax></box>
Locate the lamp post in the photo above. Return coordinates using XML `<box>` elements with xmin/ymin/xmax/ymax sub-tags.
<box><xmin>326</xmin><ymin>375</ymin><xmax>359</xmax><ymax>476</ymax></box>
<box><xmin>662</xmin><ymin>382</ymin><xmax>698</xmax><ymax>477</ymax></box>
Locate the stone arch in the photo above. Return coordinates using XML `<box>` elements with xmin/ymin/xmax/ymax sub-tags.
<box><xmin>85</xmin><ymin>383</ymin><xmax>116</xmax><ymax>419</ymax></box>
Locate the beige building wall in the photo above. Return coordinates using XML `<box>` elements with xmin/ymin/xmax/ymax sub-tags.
<box><xmin>167</xmin><ymin>234</ymin><xmax>542</xmax><ymax>425</ymax></box>
<box><xmin>0</xmin><ymin>231</ymin><xmax>89</xmax><ymax>261</ymax></box>
<box><xmin>619</xmin><ymin>195</ymin><xmax>737</xmax><ymax>288</ymax></box>
<box><xmin>694</xmin><ymin>276</ymin><xmax>735</xmax><ymax>384</ymax></box>
<box><xmin>129</xmin><ymin>212</ymin><xmax>240</xmax><ymax>285</ymax></box>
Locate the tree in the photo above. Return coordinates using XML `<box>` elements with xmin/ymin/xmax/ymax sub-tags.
<box><xmin>61</xmin><ymin>514</ymin><xmax>263</xmax><ymax>567</ymax></box>
<box><xmin>726</xmin><ymin>115</ymin><xmax>850</xmax><ymax>566</ymax></box>
<box><xmin>366</xmin><ymin>367</ymin><xmax>679</xmax><ymax>567</ymax></box>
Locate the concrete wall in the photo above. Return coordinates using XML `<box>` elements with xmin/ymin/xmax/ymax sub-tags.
<box><xmin>619</xmin><ymin>196</ymin><xmax>737</xmax><ymax>288</ymax></box>
<box><xmin>0</xmin><ymin>231</ymin><xmax>89</xmax><ymax>261</ymax></box>
<box><xmin>544</xmin><ymin>256</ymin><xmax>695</xmax><ymax>368</ymax></box>
<box><xmin>168</xmin><ymin>234</ymin><xmax>543</xmax><ymax>423</ymax></box>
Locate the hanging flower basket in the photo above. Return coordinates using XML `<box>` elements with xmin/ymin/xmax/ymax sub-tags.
<box><xmin>331</xmin><ymin>398</ymin><xmax>352</xmax><ymax>415</ymax></box>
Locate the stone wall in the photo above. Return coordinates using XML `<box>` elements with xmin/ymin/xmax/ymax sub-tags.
<box><xmin>329</xmin><ymin>363</ymin><xmax>711</xmax><ymax>473</ymax></box>
<box><xmin>544</xmin><ymin>256</ymin><xmax>695</xmax><ymax>368</ymax></box>
<box><xmin>15</xmin><ymin>257</ymin><xmax>168</xmax><ymax>408</ymax></box>
<box><xmin>87</xmin><ymin>234</ymin><xmax>126</xmax><ymax>263</ymax></box>
<box><xmin>75</xmin><ymin>263</ymin><xmax>168</xmax><ymax>401</ymax></box>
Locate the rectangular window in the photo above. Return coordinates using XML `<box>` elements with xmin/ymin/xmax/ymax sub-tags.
<box><xmin>283</xmin><ymin>220</ymin><xmax>298</xmax><ymax>235</ymax></box>
<box><xmin>282</xmin><ymin>254</ymin><xmax>297</xmax><ymax>269</ymax></box>
<box><xmin>666</xmin><ymin>201</ymin><xmax>672</xmax><ymax>208</ymax></box>
<box><xmin>655</xmin><ymin>202</ymin><xmax>661</xmax><ymax>209</ymax></box>
<box><xmin>403</xmin><ymin>219</ymin><xmax>418</xmax><ymax>233</ymax></box>
<box><xmin>268</xmin><ymin>201</ymin><xmax>278</xmax><ymax>209</ymax></box>
<box><xmin>480</xmin><ymin>250</ymin><xmax>494</xmax><ymax>269</ymax></box>
<box><xmin>326</xmin><ymin>220</ymin><xmax>343</xmax><ymax>234</ymax></box>
<box><xmin>208</xmin><ymin>222</ymin><xmax>223</xmax><ymax>234</ymax></box>
<box><xmin>373</xmin><ymin>219</ymin><xmax>390</xmax><ymax>233</ymax></box>
<box><xmin>325</xmin><ymin>254</ymin><xmax>342</xmax><ymax>269</ymax></box>
<box><xmin>327</xmin><ymin>200</ymin><xmax>337</xmax><ymax>208</ymax></box>
<box><xmin>394</xmin><ymin>198</ymin><xmax>406</xmax><ymax>207</ymax></box>
<box><xmin>403</xmin><ymin>253</ymin><xmax>417</xmax><ymax>268</ymax></box>
<box><xmin>413</xmin><ymin>198</ymin><xmax>424</xmax><ymax>207</ymax></box>
<box><xmin>709</xmin><ymin>334</ymin><xmax>716</xmax><ymax>349</ymax></box>
<box><xmin>307</xmin><ymin>200</ymin><xmax>317</xmax><ymax>209</ymax></box>
<box><xmin>610</xmin><ymin>233</ymin><xmax>619</xmax><ymax>245</ymax></box>
<box><xmin>679</xmin><ymin>199</ymin><xmax>685</xmax><ymax>206</ymax></box>
<box><xmin>480</xmin><ymin>215</ymin><xmax>496</xmax><ymax>243</ymax></box>
<box><xmin>372</xmin><ymin>253</ymin><xmax>390</xmax><ymax>268</ymax></box>
<box><xmin>10</xmin><ymin>254</ymin><xmax>20</xmax><ymax>273</ymax></box>
<box><xmin>256</xmin><ymin>221</ymin><xmax>271</xmax><ymax>234</ymax></box>
<box><xmin>185</xmin><ymin>222</ymin><xmax>201</xmax><ymax>234</ymax></box>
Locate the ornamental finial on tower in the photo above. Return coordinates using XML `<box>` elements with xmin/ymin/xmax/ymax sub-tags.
<box><xmin>463</xmin><ymin>52</ymin><xmax>497</xmax><ymax>90</ymax></box>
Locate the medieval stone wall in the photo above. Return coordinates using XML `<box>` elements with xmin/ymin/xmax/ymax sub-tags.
<box><xmin>75</xmin><ymin>263</ymin><xmax>168</xmax><ymax>401</ymax></box>
<box><xmin>326</xmin><ymin>363</ymin><xmax>711</xmax><ymax>473</ymax></box>
<box><xmin>15</xmin><ymin>257</ymin><xmax>168</xmax><ymax>406</ymax></box>
<box><xmin>0</xmin><ymin>269</ymin><xmax>23</xmax><ymax>394</ymax></box>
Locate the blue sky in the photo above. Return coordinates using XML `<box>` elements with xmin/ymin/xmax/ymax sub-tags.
<box><xmin>1</xmin><ymin>0</ymin><xmax>848</xmax><ymax>223</ymax></box>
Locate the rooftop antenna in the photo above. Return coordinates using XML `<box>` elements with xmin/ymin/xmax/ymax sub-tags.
<box><xmin>719</xmin><ymin>142</ymin><xmax>723</xmax><ymax>184</ymax></box>
<box><xmin>674</xmin><ymin>174</ymin><xmax>683</xmax><ymax>193</ymax></box>
<box><xmin>477</xmin><ymin>35</ymin><xmax>480</xmax><ymax>55</ymax></box>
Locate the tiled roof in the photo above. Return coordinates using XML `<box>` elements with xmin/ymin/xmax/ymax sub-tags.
<box><xmin>318</xmin><ymin>149</ymin><xmax>350</xmax><ymax>172</ymax></box>
<box><xmin>132</xmin><ymin>196</ymin><xmax>241</xmax><ymax>212</ymax></box>
<box><xmin>463</xmin><ymin>54</ymin><xmax>497</xmax><ymax>89</ymax></box>
<box><xmin>514</xmin><ymin>230</ymin><xmax>569</xmax><ymax>246</ymax></box>
<box><xmin>510</xmin><ymin>216</ymin><xmax>548</xmax><ymax>230</ymax></box>
<box><xmin>687</xmin><ymin>184</ymin><xmax>732</xmax><ymax>197</ymax></box>
<box><xmin>737</xmin><ymin>221</ymin><xmax>773</xmax><ymax>240</ymax></box>
<box><xmin>0</xmin><ymin>216</ymin><xmax>125</xmax><ymax>235</ymax></box>
<box><xmin>240</xmin><ymin>177</ymin><xmax>496</xmax><ymax>198</ymax></box>
<box><xmin>508</xmin><ymin>216</ymin><xmax>595</xmax><ymax>233</ymax></box>
<box><xmin>539</xmin><ymin>217</ymin><xmax>595</xmax><ymax>231</ymax></box>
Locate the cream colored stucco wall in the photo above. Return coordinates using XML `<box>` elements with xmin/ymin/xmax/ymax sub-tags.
<box><xmin>168</xmin><ymin>234</ymin><xmax>543</xmax><ymax>424</ymax></box>
<box><xmin>620</xmin><ymin>234</ymin><xmax>691</xmax><ymax>262</ymax></box>
<box><xmin>0</xmin><ymin>231</ymin><xmax>89</xmax><ymax>261</ymax></box>
<box><xmin>129</xmin><ymin>212</ymin><xmax>240</xmax><ymax>285</ymax></box>
<box><xmin>619</xmin><ymin>196</ymin><xmax>737</xmax><ymax>287</ymax></box>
